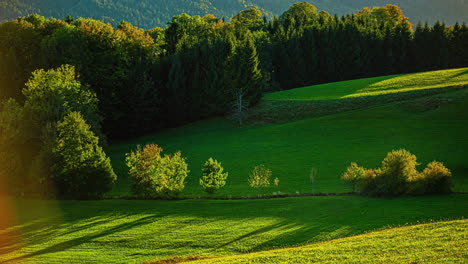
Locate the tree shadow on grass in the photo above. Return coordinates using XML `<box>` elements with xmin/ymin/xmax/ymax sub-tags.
<box><xmin>249</xmin><ymin>224</ymin><xmax>355</xmax><ymax>253</ymax></box>
<box><xmin>216</xmin><ymin>220</ymin><xmax>294</xmax><ymax>250</ymax></box>
<box><xmin>4</xmin><ymin>214</ymin><xmax>160</xmax><ymax>263</ymax></box>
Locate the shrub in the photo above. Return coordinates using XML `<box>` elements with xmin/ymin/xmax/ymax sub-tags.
<box><xmin>372</xmin><ymin>149</ymin><xmax>419</xmax><ymax>196</ymax></box>
<box><xmin>360</xmin><ymin>168</ymin><xmax>380</xmax><ymax>195</ymax></box>
<box><xmin>342</xmin><ymin>149</ymin><xmax>453</xmax><ymax>197</ymax></box>
<box><xmin>157</xmin><ymin>151</ymin><xmax>189</xmax><ymax>198</ymax></box>
<box><xmin>126</xmin><ymin>144</ymin><xmax>189</xmax><ymax>198</ymax></box>
<box><xmin>51</xmin><ymin>112</ymin><xmax>116</xmax><ymax>199</ymax></box>
<box><xmin>199</xmin><ymin>158</ymin><xmax>228</xmax><ymax>195</ymax></box>
<box><xmin>420</xmin><ymin>161</ymin><xmax>452</xmax><ymax>194</ymax></box>
<box><xmin>126</xmin><ymin>144</ymin><xmax>163</xmax><ymax>197</ymax></box>
<box><xmin>274</xmin><ymin>177</ymin><xmax>280</xmax><ymax>187</ymax></box>
<box><xmin>248</xmin><ymin>165</ymin><xmax>272</xmax><ymax>189</ymax></box>
<box><xmin>341</xmin><ymin>162</ymin><xmax>365</xmax><ymax>192</ymax></box>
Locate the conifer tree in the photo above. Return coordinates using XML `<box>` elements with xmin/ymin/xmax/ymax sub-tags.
<box><xmin>200</xmin><ymin>158</ymin><xmax>228</xmax><ymax>195</ymax></box>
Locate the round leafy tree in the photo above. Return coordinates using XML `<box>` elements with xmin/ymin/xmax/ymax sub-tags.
<box><xmin>126</xmin><ymin>144</ymin><xmax>189</xmax><ymax>198</ymax></box>
<box><xmin>51</xmin><ymin>112</ymin><xmax>116</xmax><ymax>198</ymax></box>
<box><xmin>200</xmin><ymin>158</ymin><xmax>228</xmax><ymax>195</ymax></box>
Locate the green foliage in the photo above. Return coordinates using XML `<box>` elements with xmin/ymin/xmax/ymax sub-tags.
<box><xmin>0</xmin><ymin>65</ymin><xmax>107</xmax><ymax>197</ymax></box>
<box><xmin>231</xmin><ymin>8</ymin><xmax>264</xmax><ymax>30</ymax></box>
<box><xmin>343</xmin><ymin>150</ymin><xmax>454</xmax><ymax>197</ymax></box>
<box><xmin>273</xmin><ymin>177</ymin><xmax>280</xmax><ymax>187</ymax></box>
<box><xmin>51</xmin><ymin>112</ymin><xmax>116</xmax><ymax>198</ymax></box>
<box><xmin>341</xmin><ymin>162</ymin><xmax>365</xmax><ymax>192</ymax></box>
<box><xmin>373</xmin><ymin>149</ymin><xmax>419</xmax><ymax>196</ymax></box>
<box><xmin>1</xmin><ymin>3</ymin><xmax>467</xmax><ymax>140</ymax></box>
<box><xmin>22</xmin><ymin>64</ymin><xmax>103</xmax><ymax>140</ymax></box>
<box><xmin>1</xmin><ymin>0</ymin><xmax>467</xmax><ymax>29</ymax></box>
<box><xmin>280</xmin><ymin>2</ymin><xmax>317</xmax><ymax>24</ymax></box>
<box><xmin>156</xmin><ymin>151</ymin><xmax>189</xmax><ymax>197</ymax></box>
<box><xmin>126</xmin><ymin>144</ymin><xmax>189</xmax><ymax>198</ymax></box>
<box><xmin>0</xmin><ymin>99</ymin><xmax>28</xmax><ymax>194</ymax></box>
<box><xmin>413</xmin><ymin>161</ymin><xmax>452</xmax><ymax>195</ymax></box>
<box><xmin>357</xmin><ymin>4</ymin><xmax>412</xmax><ymax>28</ymax></box>
<box><xmin>126</xmin><ymin>144</ymin><xmax>163</xmax><ymax>197</ymax></box>
<box><xmin>199</xmin><ymin>158</ymin><xmax>228</xmax><ymax>195</ymax></box>
<box><xmin>248</xmin><ymin>165</ymin><xmax>272</xmax><ymax>189</ymax></box>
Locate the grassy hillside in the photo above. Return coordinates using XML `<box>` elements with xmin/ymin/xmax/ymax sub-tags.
<box><xmin>264</xmin><ymin>68</ymin><xmax>468</xmax><ymax>100</ymax></box>
<box><xmin>1</xmin><ymin>0</ymin><xmax>467</xmax><ymax>29</ymax></box>
<box><xmin>2</xmin><ymin>69</ymin><xmax>467</xmax><ymax>264</ymax></box>
<box><xmin>185</xmin><ymin>219</ymin><xmax>468</xmax><ymax>264</ymax></box>
<box><xmin>108</xmin><ymin>68</ymin><xmax>468</xmax><ymax>198</ymax></box>
<box><xmin>1</xmin><ymin>195</ymin><xmax>467</xmax><ymax>263</ymax></box>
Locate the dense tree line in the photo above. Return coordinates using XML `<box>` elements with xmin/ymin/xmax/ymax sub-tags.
<box><xmin>1</xmin><ymin>3</ymin><xmax>467</xmax><ymax>140</ymax></box>
<box><xmin>2</xmin><ymin>0</ymin><xmax>467</xmax><ymax>29</ymax></box>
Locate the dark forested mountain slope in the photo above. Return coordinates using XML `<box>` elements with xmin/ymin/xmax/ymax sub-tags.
<box><xmin>1</xmin><ymin>0</ymin><xmax>467</xmax><ymax>29</ymax></box>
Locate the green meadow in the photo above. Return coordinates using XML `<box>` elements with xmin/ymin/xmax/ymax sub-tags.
<box><xmin>1</xmin><ymin>195</ymin><xmax>467</xmax><ymax>263</ymax></box>
<box><xmin>263</xmin><ymin>68</ymin><xmax>468</xmax><ymax>100</ymax></box>
<box><xmin>2</xmin><ymin>68</ymin><xmax>467</xmax><ymax>263</ymax></box>
<box><xmin>187</xmin><ymin>219</ymin><xmax>468</xmax><ymax>264</ymax></box>
<box><xmin>108</xmin><ymin>68</ymin><xmax>468</xmax><ymax>198</ymax></box>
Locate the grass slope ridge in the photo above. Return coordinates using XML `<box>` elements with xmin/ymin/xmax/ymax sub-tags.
<box><xmin>1</xmin><ymin>0</ymin><xmax>467</xmax><ymax>29</ymax></box>
<box><xmin>186</xmin><ymin>219</ymin><xmax>468</xmax><ymax>264</ymax></box>
<box><xmin>264</xmin><ymin>68</ymin><xmax>468</xmax><ymax>101</ymax></box>
<box><xmin>1</xmin><ymin>195</ymin><xmax>467</xmax><ymax>263</ymax></box>
<box><xmin>109</xmin><ymin>68</ymin><xmax>468</xmax><ymax>198</ymax></box>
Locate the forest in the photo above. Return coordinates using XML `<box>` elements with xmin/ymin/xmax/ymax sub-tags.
<box><xmin>0</xmin><ymin>2</ymin><xmax>467</xmax><ymax>198</ymax></box>
<box><xmin>1</xmin><ymin>3</ymin><xmax>467</xmax><ymax>137</ymax></box>
<box><xmin>1</xmin><ymin>0</ymin><xmax>467</xmax><ymax>29</ymax></box>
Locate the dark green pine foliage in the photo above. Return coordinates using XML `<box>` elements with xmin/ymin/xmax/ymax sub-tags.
<box><xmin>0</xmin><ymin>4</ymin><xmax>467</xmax><ymax>141</ymax></box>
<box><xmin>431</xmin><ymin>21</ymin><xmax>450</xmax><ymax>70</ymax></box>
<box><xmin>225</xmin><ymin>31</ymin><xmax>265</xmax><ymax>110</ymax></box>
<box><xmin>450</xmin><ymin>23</ymin><xmax>468</xmax><ymax>68</ymax></box>
<box><xmin>412</xmin><ymin>22</ymin><xmax>433</xmax><ymax>71</ymax></box>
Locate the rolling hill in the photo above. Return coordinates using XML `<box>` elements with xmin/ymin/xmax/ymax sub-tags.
<box><xmin>1</xmin><ymin>0</ymin><xmax>467</xmax><ymax>29</ymax></box>
<box><xmin>107</xmin><ymin>68</ymin><xmax>468</xmax><ymax>198</ymax></box>
<box><xmin>1</xmin><ymin>68</ymin><xmax>467</xmax><ymax>263</ymax></box>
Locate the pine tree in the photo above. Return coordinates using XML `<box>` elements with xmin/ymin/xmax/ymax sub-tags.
<box><xmin>199</xmin><ymin>158</ymin><xmax>228</xmax><ymax>195</ymax></box>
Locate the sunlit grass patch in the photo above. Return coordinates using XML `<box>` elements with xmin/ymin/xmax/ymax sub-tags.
<box><xmin>263</xmin><ymin>68</ymin><xmax>468</xmax><ymax>100</ymax></box>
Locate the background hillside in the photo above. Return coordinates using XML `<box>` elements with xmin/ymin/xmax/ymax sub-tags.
<box><xmin>1</xmin><ymin>0</ymin><xmax>467</xmax><ymax>29</ymax></box>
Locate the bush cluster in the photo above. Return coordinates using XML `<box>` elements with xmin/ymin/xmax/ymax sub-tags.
<box><xmin>126</xmin><ymin>147</ymin><xmax>281</xmax><ymax>197</ymax></box>
<box><xmin>126</xmin><ymin>144</ymin><xmax>189</xmax><ymax>198</ymax></box>
<box><xmin>341</xmin><ymin>149</ymin><xmax>452</xmax><ymax>196</ymax></box>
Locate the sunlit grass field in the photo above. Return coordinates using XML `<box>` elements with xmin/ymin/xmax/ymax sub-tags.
<box><xmin>2</xmin><ymin>69</ymin><xmax>467</xmax><ymax>264</ymax></box>
<box><xmin>108</xmin><ymin>87</ymin><xmax>468</xmax><ymax>198</ymax></box>
<box><xmin>186</xmin><ymin>219</ymin><xmax>468</xmax><ymax>264</ymax></box>
<box><xmin>1</xmin><ymin>195</ymin><xmax>467</xmax><ymax>263</ymax></box>
<box><xmin>263</xmin><ymin>68</ymin><xmax>468</xmax><ymax>100</ymax></box>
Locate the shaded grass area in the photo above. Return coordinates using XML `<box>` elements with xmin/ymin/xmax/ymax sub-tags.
<box><xmin>108</xmin><ymin>88</ymin><xmax>468</xmax><ymax>198</ymax></box>
<box><xmin>185</xmin><ymin>219</ymin><xmax>468</xmax><ymax>264</ymax></box>
<box><xmin>1</xmin><ymin>195</ymin><xmax>467</xmax><ymax>263</ymax></box>
<box><xmin>263</xmin><ymin>68</ymin><xmax>468</xmax><ymax>100</ymax></box>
